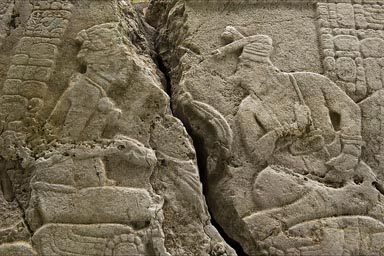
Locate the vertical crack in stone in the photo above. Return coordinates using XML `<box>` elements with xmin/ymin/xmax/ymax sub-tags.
<box><xmin>0</xmin><ymin>160</ymin><xmax>15</xmax><ymax>202</ymax></box>
<box><xmin>156</xmin><ymin>58</ymin><xmax>248</xmax><ymax>256</ymax></box>
<box><xmin>147</xmin><ymin>16</ymin><xmax>247</xmax><ymax>256</ymax></box>
<box><xmin>155</xmin><ymin>55</ymin><xmax>173</xmax><ymax>112</ymax></box>
<box><xmin>9</xmin><ymin>0</ymin><xmax>19</xmax><ymax>31</ymax></box>
<box><xmin>188</xmin><ymin>131</ymin><xmax>248</xmax><ymax>256</ymax></box>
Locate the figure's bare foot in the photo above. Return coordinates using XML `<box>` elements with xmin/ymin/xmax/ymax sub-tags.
<box><xmin>244</xmin><ymin>212</ymin><xmax>283</xmax><ymax>241</ymax></box>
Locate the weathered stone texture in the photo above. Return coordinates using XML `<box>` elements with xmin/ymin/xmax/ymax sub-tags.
<box><xmin>3</xmin><ymin>0</ymin><xmax>384</xmax><ymax>255</ymax></box>
<box><xmin>148</xmin><ymin>0</ymin><xmax>384</xmax><ymax>255</ymax></box>
<box><xmin>0</xmin><ymin>0</ymin><xmax>233</xmax><ymax>255</ymax></box>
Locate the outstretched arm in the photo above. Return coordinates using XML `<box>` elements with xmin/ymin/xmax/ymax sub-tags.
<box><xmin>212</xmin><ymin>35</ymin><xmax>263</xmax><ymax>57</ymax></box>
<box><xmin>320</xmin><ymin>76</ymin><xmax>361</xmax><ymax>138</ymax></box>
<box><xmin>46</xmin><ymin>90</ymin><xmax>72</xmax><ymax>133</ymax></box>
<box><xmin>318</xmin><ymin>75</ymin><xmax>363</xmax><ymax>172</ymax></box>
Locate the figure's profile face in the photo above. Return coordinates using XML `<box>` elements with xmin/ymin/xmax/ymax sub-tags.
<box><xmin>85</xmin><ymin>53</ymin><xmax>130</xmax><ymax>86</ymax></box>
<box><xmin>75</xmin><ymin>23</ymin><xmax>130</xmax><ymax>85</ymax></box>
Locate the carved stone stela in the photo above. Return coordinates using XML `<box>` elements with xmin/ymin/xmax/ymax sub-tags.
<box><xmin>147</xmin><ymin>0</ymin><xmax>384</xmax><ymax>255</ymax></box>
<box><xmin>2</xmin><ymin>0</ymin><xmax>384</xmax><ymax>255</ymax></box>
<box><xmin>0</xmin><ymin>0</ymin><xmax>233</xmax><ymax>255</ymax></box>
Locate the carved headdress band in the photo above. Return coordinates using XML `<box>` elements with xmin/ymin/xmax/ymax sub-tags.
<box><xmin>75</xmin><ymin>22</ymin><xmax>126</xmax><ymax>65</ymax></box>
<box><xmin>240</xmin><ymin>35</ymin><xmax>273</xmax><ymax>62</ymax></box>
<box><xmin>75</xmin><ymin>23</ymin><xmax>122</xmax><ymax>50</ymax></box>
<box><xmin>216</xmin><ymin>28</ymin><xmax>273</xmax><ymax>63</ymax></box>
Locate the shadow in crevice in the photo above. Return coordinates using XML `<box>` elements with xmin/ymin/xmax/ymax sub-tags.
<box><xmin>148</xmin><ymin>12</ymin><xmax>247</xmax><ymax>254</ymax></box>
<box><xmin>210</xmin><ymin>211</ymin><xmax>248</xmax><ymax>256</ymax></box>
<box><xmin>153</xmin><ymin>56</ymin><xmax>248</xmax><ymax>255</ymax></box>
<box><xmin>373</xmin><ymin>181</ymin><xmax>384</xmax><ymax>196</ymax></box>
<box><xmin>155</xmin><ymin>55</ymin><xmax>173</xmax><ymax>103</ymax></box>
<box><xmin>0</xmin><ymin>159</ymin><xmax>16</xmax><ymax>202</ymax></box>
<box><xmin>189</xmin><ymin>129</ymin><xmax>248</xmax><ymax>256</ymax></box>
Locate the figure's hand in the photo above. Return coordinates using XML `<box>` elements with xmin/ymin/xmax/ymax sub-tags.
<box><xmin>274</xmin><ymin>122</ymin><xmax>291</xmax><ymax>137</ymax></box>
<box><xmin>326</xmin><ymin>153</ymin><xmax>358</xmax><ymax>172</ymax></box>
<box><xmin>106</xmin><ymin>108</ymin><xmax>122</xmax><ymax>126</ymax></box>
<box><xmin>274</xmin><ymin>122</ymin><xmax>303</xmax><ymax>137</ymax></box>
<box><xmin>294</xmin><ymin>103</ymin><xmax>312</xmax><ymax>131</ymax></box>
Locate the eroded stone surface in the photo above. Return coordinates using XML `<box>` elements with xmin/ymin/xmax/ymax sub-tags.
<box><xmin>4</xmin><ymin>0</ymin><xmax>384</xmax><ymax>255</ymax></box>
<box><xmin>0</xmin><ymin>0</ymin><xmax>233</xmax><ymax>255</ymax></box>
<box><xmin>148</xmin><ymin>0</ymin><xmax>384</xmax><ymax>255</ymax></box>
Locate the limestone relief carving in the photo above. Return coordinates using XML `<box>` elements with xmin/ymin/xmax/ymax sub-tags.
<box><xmin>7</xmin><ymin>0</ymin><xmax>384</xmax><ymax>255</ymax></box>
<box><xmin>154</xmin><ymin>12</ymin><xmax>384</xmax><ymax>252</ymax></box>
<box><xmin>0</xmin><ymin>0</ymin><xmax>236</xmax><ymax>254</ymax></box>
<box><xmin>46</xmin><ymin>22</ymin><xmax>126</xmax><ymax>141</ymax></box>
<box><xmin>175</xmin><ymin>92</ymin><xmax>233</xmax><ymax>180</ymax></box>
<box><xmin>0</xmin><ymin>1</ymin><xmax>74</xmax><ymax>254</ymax></box>
<box><xmin>23</xmin><ymin>22</ymin><xmax>171</xmax><ymax>256</ymax></box>
<box><xmin>213</xmin><ymin>26</ymin><xmax>384</xmax><ymax>255</ymax></box>
<box><xmin>317</xmin><ymin>2</ymin><xmax>384</xmax><ymax>101</ymax></box>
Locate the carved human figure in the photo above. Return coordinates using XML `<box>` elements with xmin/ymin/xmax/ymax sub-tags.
<box><xmin>27</xmin><ymin>23</ymin><xmax>170</xmax><ymax>256</ymax></box>
<box><xmin>213</xmin><ymin>27</ymin><xmax>384</xmax><ymax>253</ymax></box>
<box><xmin>47</xmin><ymin>23</ymin><xmax>126</xmax><ymax>141</ymax></box>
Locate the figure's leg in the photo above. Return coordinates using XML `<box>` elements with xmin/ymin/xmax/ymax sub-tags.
<box><xmin>246</xmin><ymin>166</ymin><xmax>313</xmax><ymax>241</ymax></box>
<box><xmin>252</xmin><ymin>166</ymin><xmax>309</xmax><ymax>210</ymax></box>
<box><xmin>60</xmin><ymin>81</ymin><xmax>100</xmax><ymax>140</ymax></box>
<box><xmin>246</xmin><ymin>179</ymin><xmax>379</xmax><ymax>242</ymax></box>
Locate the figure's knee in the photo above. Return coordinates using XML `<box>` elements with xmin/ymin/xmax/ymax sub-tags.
<box><xmin>253</xmin><ymin>166</ymin><xmax>307</xmax><ymax>209</ymax></box>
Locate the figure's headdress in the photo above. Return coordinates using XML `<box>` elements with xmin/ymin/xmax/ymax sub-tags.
<box><xmin>75</xmin><ymin>23</ymin><xmax>128</xmax><ymax>66</ymax></box>
<box><xmin>241</xmin><ymin>35</ymin><xmax>273</xmax><ymax>63</ymax></box>
<box><xmin>218</xmin><ymin>27</ymin><xmax>273</xmax><ymax>63</ymax></box>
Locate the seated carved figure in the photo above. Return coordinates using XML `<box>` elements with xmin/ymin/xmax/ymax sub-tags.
<box><xmin>27</xmin><ymin>23</ymin><xmax>170</xmax><ymax>256</ymax></box>
<box><xmin>214</xmin><ymin>27</ymin><xmax>384</xmax><ymax>254</ymax></box>
<box><xmin>46</xmin><ymin>23</ymin><xmax>125</xmax><ymax>141</ymax></box>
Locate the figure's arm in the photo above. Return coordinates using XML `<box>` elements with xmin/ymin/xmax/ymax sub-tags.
<box><xmin>237</xmin><ymin>97</ymin><xmax>279</xmax><ymax>164</ymax></box>
<box><xmin>71</xmin><ymin>136</ymin><xmax>157</xmax><ymax>168</ymax></box>
<box><xmin>46</xmin><ymin>75</ymin><xmax>79</xmax><ymax>128</ymax></box>
<box><xmin>212</xmin><ymin>35</ymin><xmax>261</xmax><ymax>57</ymax></box>
<box><xmin>46</xmin><ymin>90</ymin><xmax>72</xmax><ymax>129</ymax></box>
<box><xmin>320</xmin><ymin>76</ymin><xmax>361</xmax><ymax>138</ymax></box>
<box><xmin>319</xmin><ymin>75</ymin><xmax>363</xmax><ymax>171</ymax></box>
